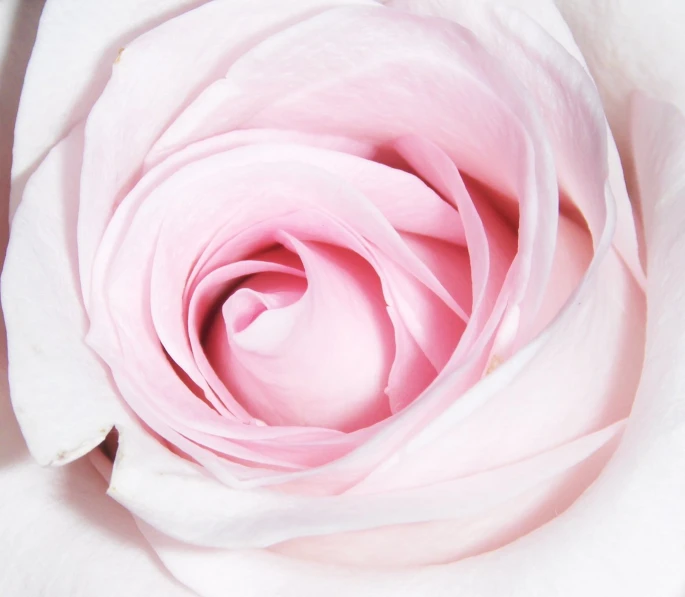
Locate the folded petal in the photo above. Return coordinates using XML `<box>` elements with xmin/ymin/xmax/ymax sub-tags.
<box><xmin>351</xmin><ymin>241</ymin><xmax>643</xmax><ymax>494</ymax></box>
<box><xmin>207</xmin><ymin>238</ymin><xmax>395</xmax><ymax>431</ymax></box>
<box><xmin>9</xmin><ymin>0</ymin><xmax>207</xmax><ymax>216</ymax></box>
<box><xmin>555</xmin><ymin>0</ymin><xmax>685</xmax><ymax>159</ymax></box>
<box><xmin>108</xmin><ymin>417</ymin><xmax>622</xmax><ymax>550</ymax></box>
<box><xmin>76</xmin><ymin>0</ymin><xmax>378</xmax><ymax>303</ymax></box>
<box><xmin>390</xmin><ymin>0</ymin><xmax>644</xmax><ymax>292</ymax></box>
<box><xmin>119</xmin><ymin>99</ymin><xmax>685</xmax><ymax>595</ymax></box>
<box><xmin>1</xmin><ymin>126</ymin><xmax>129</xmax><ymax>465</ymax></box>
<box><xmin>0</xmin><ymin>414</ymin><xmax>193</xmax><ymax>597</ymax></box>
<box><xmin>143</xmin><ymin>5</ymin><xmax>560</xmax><ymax>329</ymax></box>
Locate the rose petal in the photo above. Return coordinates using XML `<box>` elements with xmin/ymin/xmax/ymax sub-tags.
<box><xmin>555</xmin><ymin>0</ymin><xmax>685</xmax><ymax>162</ymax></box>
<box><xmin>108</xmin><ymin>417</ymin><xmax>622</xmax><ymax>550</ymax></box>
<box><xmin>0</xmin><ymin>412</ymin><xmax>193</xmax><ymax>597</ymax></box>
<box><xmin>1</xmin><ymin>126</ymin><xmax>129</xmax><ymax>465</ymax></box>
<box><xmin>116</xmin><ymin>98</ymin><xmax>685</xmax><ymax>594</ymax></box>
<box><xmin>142</xmin><ymin>139</ymin><xmax>466</xmax><ymax>405</ymax></box>
<box><xmin>187</xmin><ymin>250</ymin><xmax>306</xmax><ymax>419</ymax></box>
<box><xmin>2</xmin><ymin>5</ymin><xmax>186</xmax><ymax>592</ymax></box>
<box><xmin>350</xmin><ymin>240</ymin><xmax>643</xmax><ymax>494</ymax></box>
<box><xmin>148</xmin><ymin>7</ymin><xmax>559</xmax><ymax>328</ymax></box>
<box><xmin>387</xmin><ymin>0</ymin><xmax>644</xmax><ymax>288</ymax></box>
<box><xmin>9</xmin><ymin>0</ymin><xmax>208</xmax><ymax>218</ymax></box>
<box><xmin>76</xmin><ymin>0</ymin><xmax>378</xmax><ymax>306</ymax></box>
<box><xmin>270</xmin><ymin>427</ymin><xmax>620</xmax><ymax>566</ymax></box>
<box><xmin>207</xmin><ymin>238</ymin><xmax>395</xmax><ymax>432</ymax></box>
<box><xmin>86</xmin><ymin>149</ymin><xmax>466</xmax><ymax>478</ymax></box>
<box><xmin>393</xmin><ymin>136</ymin><xmax>518</xmax><ymax>361</ymax></box>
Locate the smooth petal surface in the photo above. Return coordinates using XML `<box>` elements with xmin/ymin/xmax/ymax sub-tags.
<box><xmin>2</xmin><ymin>126</ymin><xmax>130</xmax><ymax>465</ymax></box>
<box><xmin>552</xmin><ymin>0</ymin><xmax>685</xmax><ymax>271</ymax></box>
<box><xmin>0</xmin><ymin>444</ymin><xmax>195</xmax><ymax>597</ymax></box>
<box><xmin>118</xmin><ymin>97</ymin><xmax>685</xmax><ymax>597</ymax></box>
<box><xmin>388</xmin><ymin>0</ymin><xmax>644</xmax><ymax>306</ymax></box>
<box><xmin>351</xmin><ymin>243</ymin><xmax>642</xmax><ymax>495</ymax></box>
<box><xmin>85</xmin><ymin>144</ymin><xmax>467</xmax><ymax>482</ymax></box>
<box><xmin>9</xmin><ymin>0</ymin><xmax>209</xmax><ymax>217</ymax></box>
<box><xmin>0</xmin><ymin>5</ymin><xmax>193</xmax><ymax>594</ymax></box>
<box><xmin>76</xmin><ymin>0</ymin><xmax>377</xmax><ymax>303</ymax></box>
<box><xmin>4</xmin><ymin>1</ymin><xmax>680</xmax><ymax>596</ymax></box>
<box><xmin>555</xmin><ymin>0</ymin><xmax>685</xmax><ymax>161</ymax></box>
<box><xmin>208</xmin><ymin>239</ymin><xmax>395</xmax><ymax>431</ymax></box>
<box><xmin>145</xmin><ymin>6</ymin><xmax>560</xmax><ymax>331</ymax></box>
<box><xmin>108</xmin><ymin>418</ymin><xmax>622</xmax><ymax>550</ymax></box>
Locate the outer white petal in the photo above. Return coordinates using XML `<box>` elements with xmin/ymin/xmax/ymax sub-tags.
<box><xmin>0</xmin><ymin>5</ymin><xmax>193</xmax><ymax>595</ymax></box>
<box><xmin>2</xmin><ymin>125</ymin><xmax>133</xmax><ymax>465</ymax></box>
<box><xmin>554</xmin><ymin>0</ymin><xmax>685</xmax><ymax>162</ymax></box>
<box><xmin>0</xmin><ymin>0</ymin><xmax>44</xmax><ymax>223</ymax></box>
<box><xmin>0</xmin><ymin>419</ymin><xmax>196</xmax><ymax>597</ymax></box>
<box><xmin>9</xmin><ymin>0</ymin><xmax>208</xmax><ymax>218</ymax></box>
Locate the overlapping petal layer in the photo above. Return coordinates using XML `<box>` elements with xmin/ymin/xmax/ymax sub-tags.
<box><xmin>1</xmin><ymin>0</ymin><xmax>651</xmax><ymax>594</ymax></box>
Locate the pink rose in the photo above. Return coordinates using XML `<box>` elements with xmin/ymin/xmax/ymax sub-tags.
<box><xmin>1</xmin><ymin>1</ymin><xmax>684</xmax><ymax>596</ymax></box>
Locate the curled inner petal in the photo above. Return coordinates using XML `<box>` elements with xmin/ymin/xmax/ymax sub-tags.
<box><xmin>204</xmin><ymin>238</ymin><xmax>396</xmax><ymax>432</ymax></box>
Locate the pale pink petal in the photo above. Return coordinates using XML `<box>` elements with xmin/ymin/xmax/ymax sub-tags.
<box><xmin>147</xmin><ymin>132</ymin><xmax>466</xmax><ymax>245</ymax></box>
<box><xmin>1</xmin><ymin>7</ymin><xmax>188</xmax><ymax>592</ymax></box>
<box><xmin>399</xmin><ymin>234</ymin><xmax>472</xmax><ymax>315</ymax></box>
<box><xmin>472</xmin><ymin>2</ymin><xmax>643</xmax><ymax>290</ymax></box>
<box><xmin>76</xmin><ymin>0</ymin><xmax>378</xmax><ymax>305</ymax></box>
<box><xmin>122</xmin><ymin>92</ymin><xmax>685</xmax><ymax>597</ymax></box>
<box><xmin>528</xmin><ymin>213</ymin><xmax>593</xmax><ymax>336</ymax></box>
<box><xmin>387</xmin><ymin>0</ymin><xmax>592</xmax><ymax>69</ymax></box>
<box><xmin>393</xmin><ymin>136</ymin><xmax>517</xmax><ymax>363</ymax></box>
<box><xmin>86</xmin><ymin>148</ymin><xmax>464</xmax><ymax>478</ymax></box>
<box><xmin>108</xmin><ymin>418</ymin><xmax>622</xmax><ymax>550</ymax></box>
<box><xmin>384</xmin><ymin>309</ymin><xmax>437</xmax><ymax>414</ymax></box>
<box><xmin>175</xmin><ymin>96</ymin><xmax>685</xmax><ymax>597</ymax></box>
<box><xmin>555</xmin><ymin>0</ymin><xmax>685</xmax><ymax>163</ymax></box>
<box><xmin>143</xmin><ymin>5</ymin><xmax>559</xmax><ymax>329</ymax></box>
<box><xmin>141</xmin><ymin>140</ymin><xmax>466</xmax><ymax>417</ymax></box>
<box><xmin>387</xmin><ymin>0</ymin><xmax>644</xmax><ymax>287</ymax></box>
<box><xmin>400</xmin><ymin>4</ymin><xmax>617</xmax><ymax>345</ymax></box>
<box><xmin>385</xmin><ymin>233</ymin><xmax>470</xmax><ymax>413</ymax></box>
<box><xmin>207</xmin><ymin>238</ymin><xmax>395</xmax><ymax>432</ymax></box>
<box><xmin>271</xmin><ymin>428</ymin><xmax>620</xmax><ymax>566</ymax></box>
<box><xmin>152</xmin><ymin>5</ymin><xmax>537</xmax><ymax>204</ymax></box>
<box><xmin>186</xmin><ymin>251</ymin><xmax>306</xmax><ymax>420</ymax></box>
<box><xmin>351</xmin><ymin>242</ymin><xmax>644</xmax><ymax>494</ymax></box>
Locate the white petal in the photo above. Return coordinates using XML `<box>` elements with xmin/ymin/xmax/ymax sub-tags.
<box><xmin>2</xmin><ymin>126</ymin><xmax>130</xmax><ymax>465</ymax></box>
<box><xmin>555</xmin><ymin>0</ymin><xmax>685</xmax><ymax>158</ymax></box>
<box><xmin>0</xmin><ymin>410</ymin><xmax>194</xmax><ymax>597</ymax></box>
<box><xmin>9</xmin><ymin>0</ymin><xmax>208</xmax><ymax>217</ymax></box>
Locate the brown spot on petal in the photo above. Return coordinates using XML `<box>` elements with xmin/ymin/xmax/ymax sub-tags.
<box><xmin>485</xmin><ymin>355</ymin><xmax>502</xmax><ymax>376</ymax></box>
<box><xmin>114</xmin><ymin>48</ymin><xmax>125</xmax><ymax>64</ymax></box>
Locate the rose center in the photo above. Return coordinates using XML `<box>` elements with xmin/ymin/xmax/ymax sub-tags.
<box><xmin>202</xmin><ymin>241</ymin><xmax>397</xmax><ymax>432</ymax></box>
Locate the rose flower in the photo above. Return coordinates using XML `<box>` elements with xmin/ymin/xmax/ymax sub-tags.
<box><xmin>1</xmin><ymin>1</ymin><xmax>684</xmax><ymax>596</ymax></box>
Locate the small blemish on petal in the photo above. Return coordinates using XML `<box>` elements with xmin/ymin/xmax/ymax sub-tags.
<box><xmin>485</xmin><ymin>355</ymin><xmax>503</xmax><ymax>376</ymax></box>
<box><xmin>114</xmin><ymin>48</ymin><xmax>125</xmax><ymax>64</ymax></box>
